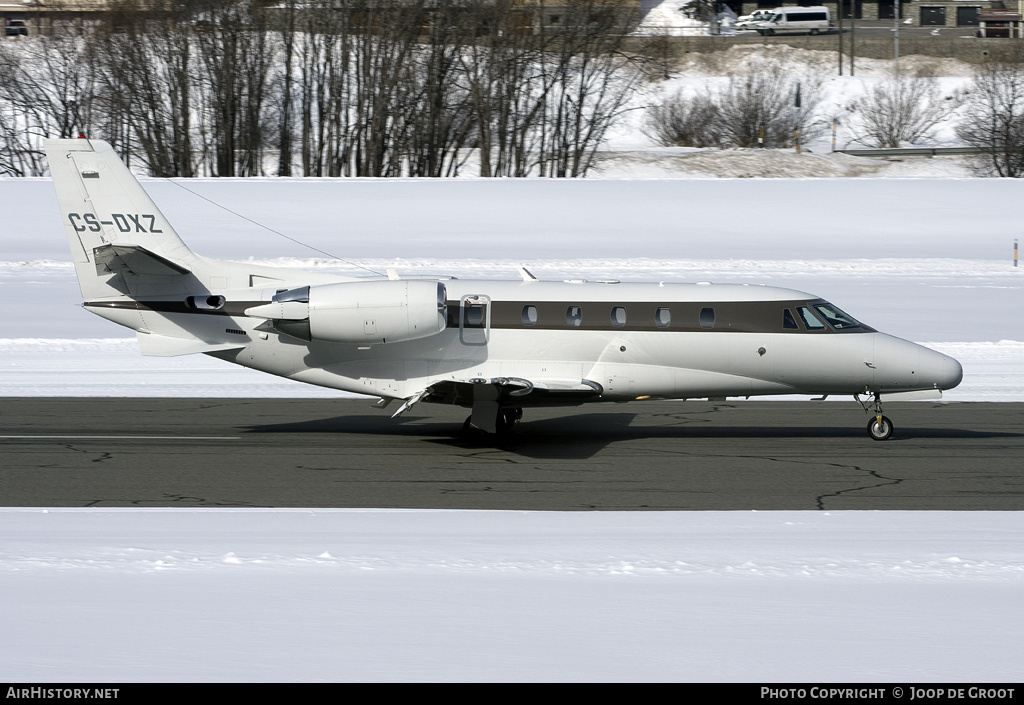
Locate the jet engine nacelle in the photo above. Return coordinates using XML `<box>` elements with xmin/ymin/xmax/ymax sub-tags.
<box><xmin>247</xmin><ymin>280</ymin><xmax>447</xmax><ymax>345</ymax></box>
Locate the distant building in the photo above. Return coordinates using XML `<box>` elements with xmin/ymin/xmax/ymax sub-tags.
<box><xmin>3</xmin><ymin>0</ymin><xmax>646</xmax><ymax>37</ymax></box>
<box><xmin>732</xmin><ymin>1</ymin><xmax>1021</xmax><ymax>29</ymax></box>
<box><xmin>3</xmin><ymin>0</ymin><xmax>112</xmax><ymax>37</ymax></box>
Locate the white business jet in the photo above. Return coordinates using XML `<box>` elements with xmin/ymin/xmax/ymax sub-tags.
<box><xmin>46</xmin><ymin>138</ymin><xmax>962</xmax><ymax>440</ymax></box>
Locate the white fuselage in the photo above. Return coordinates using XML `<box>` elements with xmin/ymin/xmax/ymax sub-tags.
<box><xmin>86</xmin><ymin>274</ymin><xmax>963</xmax><ymax>405</ymax></box>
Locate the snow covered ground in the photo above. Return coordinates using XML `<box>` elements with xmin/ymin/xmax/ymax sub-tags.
<box><xmin>2</xmin><ymin>509</ymin><xmax>1022</xmax><ymax>682</ymax></box>
<box><xmin>2</xmin><ymin>162</ymin><xmax>1023</xmax><ymax>681</ymax></box>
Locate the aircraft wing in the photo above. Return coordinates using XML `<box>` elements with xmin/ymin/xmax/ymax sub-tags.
<box><xmin>421</xmin><ymin>377</ymin><xmax>603</xmax><ymax>407</ymax></box>
<box><xmin>387</xmin><ymin>377</ymin><xmax>604</xmax><ymax>428</ymax></box>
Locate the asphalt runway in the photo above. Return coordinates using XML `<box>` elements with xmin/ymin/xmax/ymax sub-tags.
<box><xmin>1</xmin><ymin>398</ymin><xmax>1022</xmax><ymax>510</ymax></box>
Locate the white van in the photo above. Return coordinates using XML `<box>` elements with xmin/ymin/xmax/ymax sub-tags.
<box><xmin>755</xmin><ymin>6</ymin><xmax>832</xmax><ymax>35</ymax></box>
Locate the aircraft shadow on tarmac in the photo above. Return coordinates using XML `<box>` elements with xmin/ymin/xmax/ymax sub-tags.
<box><xmin>243</xmin><ymin>412</ymin><xmax>1020</xmax><ymax>460</ymax></box>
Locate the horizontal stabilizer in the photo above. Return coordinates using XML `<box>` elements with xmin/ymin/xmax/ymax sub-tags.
<box><xmin>136</xmin><ymin>331</ymin><xmax>245</xmax><ymax>357</ymax></box>
<box><xmin>94</xmin><ymin>244</ymin><xmax>191</xmax><ymax>277</ymax></box>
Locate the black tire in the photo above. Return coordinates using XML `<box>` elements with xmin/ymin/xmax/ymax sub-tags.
<box><xmin>810</xmin><ymin>28</ymin><xmax>819</xmax><ymax>35</ymax></box>
<box><xmin>867</xmin><ymin>416</ymin><xmax>893</xmax><ymax>441</ymax></box>
<box><xmin>462</xmin><ymin>416</ymin><xmax>484</xmax><ymax>436</ymax></box>
<box><xmin>496</xmin><ymin>408</ymin><xmax>522</xmax><ymax>436</ymax></box>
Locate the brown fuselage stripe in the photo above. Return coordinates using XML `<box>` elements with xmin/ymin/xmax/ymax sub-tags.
<box><xmin>85</xmin><ymin>298</ymin><xmax>874</xmax><ymax>335</ymax></box>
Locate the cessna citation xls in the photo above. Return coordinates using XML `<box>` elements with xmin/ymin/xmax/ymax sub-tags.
<box><xmin>46</xmin><ymin>138</ymin><xmax>962</xmax><ymax>440</ymax></box>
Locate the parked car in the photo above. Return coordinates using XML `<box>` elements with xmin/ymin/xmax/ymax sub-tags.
<box><xmin>755</xmin><ymin>6</ymin><xmax>832</xmax><ymax>35</ymax></box>
<box><xmin>735</xmin><ymin>9</ymin><xmax>774</xmax><ymax>30</ymax></box>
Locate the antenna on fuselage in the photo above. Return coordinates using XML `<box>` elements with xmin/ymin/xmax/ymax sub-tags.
<box><xmin>165</xmin><ymin>179</ymin><xmax>386</xmax><ymax>278</ymax></box>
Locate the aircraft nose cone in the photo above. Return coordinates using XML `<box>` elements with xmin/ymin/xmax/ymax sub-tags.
<box><xmin>933</xmin><ymin>351</ymin><xmax>963</xmax><ymax>391</ymax></box>
<box><xmin>915</xmin><ymin>344</ymin><xmax>962</xmax><ymax>391</ymax></box>
<box><xmin>872</xmin><ymin>336</ymin><xmax>963</xmax><ymax>392</ymax></box>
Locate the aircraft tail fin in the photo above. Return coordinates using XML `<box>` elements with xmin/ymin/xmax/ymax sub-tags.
<box><xmin>45</xmin><ymin>138</ymin><xmax>200</xmax><ymax>300</ymax></box>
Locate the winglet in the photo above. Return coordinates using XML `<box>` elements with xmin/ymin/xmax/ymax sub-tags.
<box><xmin>518</xmin><ymin>266</ymin><xmax>538</xmax><ymax>282</ymax></box>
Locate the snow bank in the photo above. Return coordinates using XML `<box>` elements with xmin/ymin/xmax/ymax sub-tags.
<box><xmin>2</xmin><ymin>508</ymin><xmax>1021</xmax><ymax>682</ymax></box>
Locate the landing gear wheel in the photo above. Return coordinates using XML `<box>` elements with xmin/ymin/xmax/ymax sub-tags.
<box><xmin>496</xmin><ymin>408</ymin><xmax>522</xmax><ymax>436</ymax></box>
<box><xmin>462</xmin><ymin>416</ymin><xmax>483</xmax><ymax>436</ymax></box>
<box><xmin>810</xmin><ymin>28</ymin><xmax>819</xmax><ymax>35</ymax></box>
<box><xmin>867</xmin><ymin>415</ymin><xmax>893</xmax><ymax>441</ymax></box>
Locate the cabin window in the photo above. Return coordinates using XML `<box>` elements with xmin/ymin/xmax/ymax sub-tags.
<box><xmin>699</xmin><ymin>307</ymin><xmax>716</xmax><ymax>329</ymax></box>
<box><xmin>813</xmin><ymin>303</ymin><xmax>862</xmax><ymax>330</ymax></box>
<box><xmin>655</xmin><ymin>308</ymin><xmax>671</xmax><ymax>328</ymax></box>
<box><xmin>797</xmin><ymin>306</ymin><xmax>826</xmax><ymax>330</ymax></box>
<box><xmin>566</xmin><ymin>306</ymin><xmax>583</xmax><ymax>327</ymax></box>
<box><xmin>522</xmin><ymin>305</ymin><xmax>538</xmax><ymax>326</ymax></box>
<box><xmin>465</xmin><ymin>305</ymin><xmax>485</xmax><ymax>327</ymax></box>
<box><xmin>783</xmin><ymin>309</ymin><xmax>798</xmax><ymax>330</ymax></box>
<box><xmin>611</xmin><ymin>306</ymin><xmax>626</xmax><ymax>327</ymax></box>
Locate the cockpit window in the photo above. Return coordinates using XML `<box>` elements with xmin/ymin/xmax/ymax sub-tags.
<box><xmin>797</xmin><ymin>306</ymin><xmax>825</xmax><ymax>330</ymax></box>
<box><xmin>782</xmin><ymin>309</ymin><xmax>798</xmax><ymax>330</ymax></box>
<box><xmin>813</xmin><ymin>303</ymin><xmax>862</xmax><ymax>330</ymax></box>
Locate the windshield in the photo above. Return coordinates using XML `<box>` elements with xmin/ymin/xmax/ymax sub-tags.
<box><xmin>812</xmin><ymin>302</ymin><xmax>863</xmax><ymax>330</ymax></box>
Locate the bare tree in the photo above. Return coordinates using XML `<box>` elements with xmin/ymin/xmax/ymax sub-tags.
<box><xmin>642</xmin><ymin>88</ymin><xmax>720</xmax><ymax>147</ymax></box>
<box><xmin>847</xmin><ymin>74</ymin><xmax>963</xmax><ymax>148</ymax></box>
<box><xmin>0</xmin><ymin>48</ymin><xmax>41</xmax><ymax>176</ymax></box>
<box><xmin>296</xmin><ymin>0</ymin><xmax>336</xmax><ymax>176</ymax></box>
<box><xmin>274</xmin><ymin>0</ymin><xmax>298</xmax><ymax>176</ymax></box>
<box><xmin>461</xmin><ymin>0</ymin><xmax>548</xmax><ymax>177</ymax></box>
<box><xmin>635</xmin><ymin>23</ymin><xmax>680</xmax><ymax>82</ymax></box>
<box><xmin>644</xmin><ymin>67</ymin><xmax>824</xmax><ymax>150</ymax></box>
<box><xmin>0</xmin><ymin>29</ymin><xmax>101</xmax><ymax>175</ymax></box>
<box><xmin>542</xmin><ymin>0</ymin><xmax>644</xmax><ymax>177</ymax></box>
<box><xmin>2</xmin><ymin>0</ymin><xmax>645</xmax><ymax>180</ymax></box>
<box><xmin>715</xmin><ymin>72</ymin><xmax>822</xmax><ymax>148</ymax></box>
<box><xmin>956</xmin><ymin>60</ymin><xmax>1024</xmax><ymax>177</ymax></box>
<box><xmin>94</xmin><ymin>0</ymin><xmax>199</xmax><ymax>177</ymax></box>
<box><xmin>192</xmin><ymin>0</ymin><xmax>276</xmax><ymax>176</ymax></box>
<box><xmin>403</xmin><ymin>1</ymin><xmax>475</xmax><ymax>177</ymax></box>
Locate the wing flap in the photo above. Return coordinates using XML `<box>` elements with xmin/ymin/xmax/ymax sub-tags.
<box><xmin>418</xmin><ymin>377</ymin><xmax>603</xmax><ymax>407</ymax></box>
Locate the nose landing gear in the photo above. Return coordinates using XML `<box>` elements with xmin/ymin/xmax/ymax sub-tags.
<box><xmin>867</xmin><ymin>414</ymin><xmax>893</xmax><ymax>441</ymax></box>
<box><xmin>857</xmin><ymin>393</ymin><xmax>893</xmax><ymax>441</ymax></box>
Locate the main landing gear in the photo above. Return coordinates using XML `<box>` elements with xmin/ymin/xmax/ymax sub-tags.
<box><xmin>857</xmin><ymin>393</ymin><xmax>893</xmax><ymax>441</ymax></box>
<box><xmin>463</xmin><ymin>407</ymin><xmax>522</xmax><ymax>437</ymax></box>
